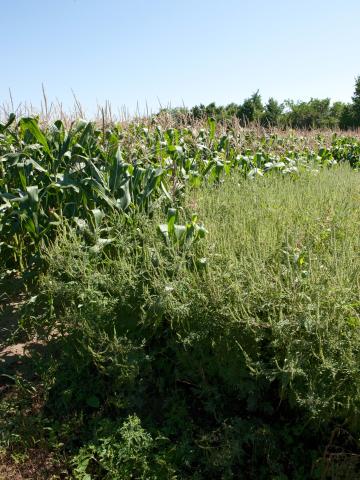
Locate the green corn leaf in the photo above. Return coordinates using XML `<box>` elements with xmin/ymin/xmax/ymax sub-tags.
<box><xmin>0</xmin><ymin>113</ymin><xmax>16</xmax><ymax>133</ymax></box>
<box><xmin>23</xmin><ymin>159</ymin><xmax>47</xmax><ymax>173</ymax></box>
<box><xmin>20</xmin><ymin>118</ymin><xmax>52</xmax><ymax>156</ymax></box>
<box><xmin>160</xmin><ymin>180</ymin><xmax>172</xmax><ymax>202</ymax></box>
<box><xmin>142</xmin><ymin>167</ymin><xmax>163</xmax><ymax>200</ymax></box>
<box><xmin>91</xmin><ymin>208</ymin><xmax>105</xmax><ymax>229</ymax></box>
<box><xmin>89</xmin><ymin>238</ymin><xmax>114</xmax><ymax>253</ymax></box>
<box><xmin>117</xmin><ymin>178</ymin><xmax>131</xmax><ymax>210</ymax></box>
<box><xmin>26</xmin><ymin>186</ymin><xmax>39</xmax><ymax>204</ymax></box>
<box><xmin>196</xmin><ymin>224</ymin><xmax>208</xmax><ymax>238</ymax></box>
<box><xmin>208</xmin><ymin>117</ymin><xmax>216</xmax><ymax>141</ymax></box>
<box><xmin>174</xmin><ymin>224</ymin><xmax>186</xmax><ymax>241</ymax></box>
<box><xmin>18</xmin><ymin>168</ymin><xmax>27</xmax><ymax>190</ymax></box>
<box><xmin>158</xmin><ymin>224</ymin><xmax>169</xmax><ymax>244</ymax></box>
<box><xmin>167</xmin><ymin>208</ymin><xmax>177</xmax><ymax>235</ymax></box>
<box><xmin>83</xmin><ymin>178</ymin><xmax>118</xmax><ymax>210</ymax></box>
<box><xmin>8</xmin><ymin>193</ymin><xmax>29</xmax><ymax>204</ymax></box>
<box><xmin>109</xmin><ymin>146</ymin><xmax>123</xmax><ymax>193</ymax></box>
<box><xmin>88</xmin><ymin>159</ymin><xmax>107</xmax><ymax>189</ymax></box>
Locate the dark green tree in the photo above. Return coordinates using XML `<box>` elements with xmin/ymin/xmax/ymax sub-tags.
<box><xmin>224</xmin><ymin>102</ymin><xmax>238</xmax><ymax>117</ymax></box>
<box><xmin>262</xmin><ymin>98</ymin><xmax>284</xmax><ymax>126</ymax></box>
<box><xmin>338</xmin><ymin>76</ymin><xmax>360</xmax><ymax>129</ymax></box>
<box><xmin>352</xmin><ymin>75</ymin><xmax>360</xmax><ymax>126</ymax></box>
<box><xmin>329</xmin><ymin>101</ymin><xmax>346</xmax><ymax>128</ymax></box>
<box><xmin>283</xmin><ymin>98</ymin><xmax>334</xmax><ymax>129</ymax></box>
<box><xmin>339</xmin><ymin>104</ymin><xmax>355</xmax><ymax>130</ymax></box>
<box><xmin>237</xmin><ymin>91</ymin><xmax>264</xmax><ymax>125</ymax></box>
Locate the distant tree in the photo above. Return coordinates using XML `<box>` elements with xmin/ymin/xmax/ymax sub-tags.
<box><xmin>352</xmin><ymin>75</ymin><xmax>360</xmax><ymax>126</ymax></box>
<box><xmin>262</xmin><ymin>98</ymin><xmax>284</xmax><ymax>126</ymax></box>
<box><xmin>237</xmin><ymin>91</ymin><xmax>264</xmax><ymax>125</ymax></box>
<box><xmin>338</xmin><ymin>76</ymin><xmax>360</xmax><ymax>129</ymax></box>
<box><xmin>329</xmin><ymin>101</ymin><xmax>346</xmax><ymax>127</ymax></box>
<box><xmin>191</xmin><ymin>103</ymin><xmax>225</xmax><ymax>121</ymax></box>
<box><xmin>339</xmin><ymin>104</ymin><xmax>355</xmax><ymax>130</ymax></box>
<box><xmin>191</xmin><ymin>103</ymin><xmax>206</xmax><ymax>119</ymax></box>
<box><xmin>205</xmin><ymin>102</ymin><xmax>217</xmax><ymax>117</ymax></box>
<box><xmin>224</xmin><ymin>102</ymin><xmax>238</xmax><ymax>117</ymax></box>
<box><xmin>283</xmin><ymin>98</ymin><xmax>334</xmax><ymax>129</ymax></box>
<box><xmin>187</xmin><ymin>77</ymin><xmax>360</xmax><ymax>129</ymax></box>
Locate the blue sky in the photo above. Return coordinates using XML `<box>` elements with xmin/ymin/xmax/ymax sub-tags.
<box><xmin>1</xmin><ymin>0</ymin><xmax>359</xmax><ymax>116</ymax></box>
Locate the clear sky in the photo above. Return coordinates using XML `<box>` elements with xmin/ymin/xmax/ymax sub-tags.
<box><xmin>1</xmin><ymin>0</ymin><xmax>359</xmax><ymax>116</ymax></box>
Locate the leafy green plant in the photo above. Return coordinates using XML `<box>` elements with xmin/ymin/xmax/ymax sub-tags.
<box><xmin>72</xmin><ymin>415</ymin><xmax>176</xmax><ymax>480</ymax></box>
<box><xmin>158</xmin><ymin>208</ymin><xmax>207</xmax><ymax>248</ymax></box>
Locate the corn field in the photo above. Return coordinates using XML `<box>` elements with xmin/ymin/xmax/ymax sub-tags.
<box><xmin>1</xmin><ymin>114</ymin><xmax>360</xmax><ymax>272</ymax></box>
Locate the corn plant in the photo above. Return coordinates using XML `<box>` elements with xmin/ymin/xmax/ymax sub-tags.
<box><xmin>158</xmin><ymin>208</ymin><xmax>207</xmax><ymax>248</ymax></box>
<box><xmin>1</xmin><ymin>113</ymin><xmax>359</xmax><ymax>271</ymax></box>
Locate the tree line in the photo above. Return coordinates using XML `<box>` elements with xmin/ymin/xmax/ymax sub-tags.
<box><xmin>160</xmin><ymin>77</ymin><xmax>360</xmax><ymax>130</ymax></box>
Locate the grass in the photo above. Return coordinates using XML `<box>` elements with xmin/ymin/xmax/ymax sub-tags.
<box><xmin>2</xmin><ymin>164</ymin><xmax>360</xmax><ymax>478</ymax></box>
<box><xmin>193</xmin><ymin>166</ymin><xmax>360</xmax><ymax>416</ymax></box>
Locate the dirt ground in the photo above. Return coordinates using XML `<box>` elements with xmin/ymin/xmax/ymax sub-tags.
<box><xmin>0</xmin><ymin>450</ymin><xmax>66</xmax><ymax>480</ymax></box>
<box><xmin>0</xmin><ymin>295</ymin><xmax>68</xmax><ymax>479</ymax></box>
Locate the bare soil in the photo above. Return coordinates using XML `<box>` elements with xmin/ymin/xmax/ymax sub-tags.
<box><xmin>0</xmin><ymin>296</ymin><xmax>68</xmax><ymax>479</ymax></box>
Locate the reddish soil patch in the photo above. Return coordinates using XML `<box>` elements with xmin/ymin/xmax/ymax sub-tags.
<box><xmin>0</xmin><ymin>296</ymin><xmax>69</xmax><ymax>479</ymax></box>
<box><xmin>0</xmin><ymin>450</ymin><xmax>68</xmax><ymax>479</ymax></box>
